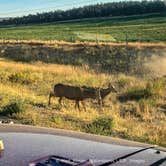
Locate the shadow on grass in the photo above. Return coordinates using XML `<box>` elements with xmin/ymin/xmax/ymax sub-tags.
<box><xmin>0</xmin><ymin>43</ymin><xmax>147</xmax><ymax>74</ymax></box>
<box><xmin>118</xmin><ymin>88</ymin><xmax>152</xmax><ymax>102</ymax></box>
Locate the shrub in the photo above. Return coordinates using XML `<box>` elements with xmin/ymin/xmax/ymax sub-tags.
<box><xmin>0</xmin><ymin>100</ymin><xmax>26</xmax><ymax>116</ymax></box>
<box><xmin>117</xmin><ymin>76</ymin><xmax>136</xmax><ymax>89</ymax></box>
<box><xmin>85</xmin><ymin>116</ymin><xmax>114</xmax><ymax>136</ymax></box>
<box><xmin>9</xmin><ymin>71</ymin><xmax>43</xmax><ymax>84</ymax></box>
<box><xmin>0</xmin><ymin>70</ymin><xmax>10</xmax><ymax>82</ymax></box>
<box><xmin>146</xmin><ymin>79</ymin><xmax>166</xmax><ymax>98</ymax></box>
<box><xmin>50</xmin><ymin>116</ymin><xmax>63</xmax><ymax>125</ymax></box>
<box><xmin>13</xmin><ymin>111</ymin><xmax>37</xmax><ymax>125</ymax></box>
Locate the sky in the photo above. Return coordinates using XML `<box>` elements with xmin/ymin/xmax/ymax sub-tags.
<box><xmin>0</xmin><ymin>0</ymin><xmax>116</xmax><ymax>18</ymax></box>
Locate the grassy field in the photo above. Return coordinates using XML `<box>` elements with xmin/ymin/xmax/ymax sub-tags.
<box><xmin>0</xmin><ymin>13</ymin><xmax>166</xmax><ymax>146</ymax></box>
<box><xmin>0</xmin><ymin>13</ymin><xmax>166</xmax><ymax>42</ymax></box>
<box><xmin>0</xmin><ymin>54</ymin><xmax>165</xmax><ymax>147</ymax></box>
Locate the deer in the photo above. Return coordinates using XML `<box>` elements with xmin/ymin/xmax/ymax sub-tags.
<box><xmin>48</xmin><ymin>83</ymin><xmax>100</xmax><ymax>110</ymax></box>
<box><xmin>48</xmin><ymin>83</ymin><xmax>117</xmax><ymax>110</ymax></box>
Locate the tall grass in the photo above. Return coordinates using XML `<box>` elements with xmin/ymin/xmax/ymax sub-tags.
<box><xmin>0</xmin><ymin>58</ymin><xmax>165</xmax><ymax>146</ymax></box>
<box><xmin>2</xmin><ymin>42</ymin><xmax>166</xmax><ymax>75</ymax></box>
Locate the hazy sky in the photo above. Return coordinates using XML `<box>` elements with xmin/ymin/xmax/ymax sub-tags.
<box><xmin>0</xmin><ymin>0</ymin><xmax>117</xmax><ymax>18</ymax></box>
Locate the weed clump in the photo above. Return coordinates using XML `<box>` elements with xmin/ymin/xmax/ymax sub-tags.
<box><xmin>0</xmin><ymin>100</ymin><xmax>26</xmax><ymax>116</ymax></box>
<box><xmin>146</xmin><ymin>79</ymin><xmax>166</xmax><ymax>98</ymax></box>
<box><xmin>9</xmin><ymin>71</ymin><xmax>42</xmax><ymax>84</ymax></box>
<box><xmin>85</xmin><ymin>116</ymin><xmax>114</xmax><ymax>136</ymax></box>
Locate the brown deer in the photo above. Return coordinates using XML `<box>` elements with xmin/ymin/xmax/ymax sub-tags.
<box><xmin>48</xmin><ymin>83</ymin><xmax>99</xmax><ymax>110</ymax></box>
<box><xmin>48</xmin><ymin>83</ymin><xmax>117</xmax><ymax>110</ymax></box>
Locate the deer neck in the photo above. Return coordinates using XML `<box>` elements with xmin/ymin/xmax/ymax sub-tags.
<box><xmin>100</xmin><ymin>88</ymin><xmax>111</xmax><ymax>98</ymax></box>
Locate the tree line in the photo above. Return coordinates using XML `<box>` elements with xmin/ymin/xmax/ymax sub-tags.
<box><xmin>1</xmin><ymin>0</ymin><xmax>166</xmax><ymax>25</ymax></box>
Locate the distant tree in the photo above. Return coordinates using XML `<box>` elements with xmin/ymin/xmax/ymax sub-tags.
<box><xmin>1</xmin><ymin>0</ymin><xmax>166</xmax><ymax>25</ymax></box>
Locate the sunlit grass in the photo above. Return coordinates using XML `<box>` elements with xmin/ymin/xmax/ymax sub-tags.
<box><xmin>0</xmin><ymin>58</ymin><xmax>165</xmax><ymax>147</ymax></box>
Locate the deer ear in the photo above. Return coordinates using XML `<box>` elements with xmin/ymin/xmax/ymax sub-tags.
<box><xmin>108</xmin><ymin>83</ymin><xmax>112</xmax><ymax>87</ymax></box>
<box><xmin>109</xmin><ymin>83</ymin><xmax>116</xmax><ymax>90</ymax></box>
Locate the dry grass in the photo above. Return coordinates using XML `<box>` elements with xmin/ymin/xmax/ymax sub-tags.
<box><xmin>0</xmin><ymin>39</ymin><xmax>166</xmax><ymax>48</ymax></box>
<box><xmin>0</xmin><ymin>58</ymin><xmax>165</xmax><ymax>147</ymax></box>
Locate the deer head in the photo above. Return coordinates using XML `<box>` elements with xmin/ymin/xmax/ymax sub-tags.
<box><xmin>108</xmin><ymin>83</ymin><xmax>117</xmax><ymax>93</ymax></box>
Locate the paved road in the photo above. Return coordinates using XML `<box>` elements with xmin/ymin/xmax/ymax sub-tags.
<box><xmin>0</xmin><ymin>125</ymin><xmax>165</xmax><ymax>166</ymax></box>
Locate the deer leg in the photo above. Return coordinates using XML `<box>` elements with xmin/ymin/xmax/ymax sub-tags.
<box><xmin>81</xmin><ymin>101</ymin><xmax>86</xmax><ymax>111</ymax></box>
<box><xmin>48</xmin><ymin>92</ymin><xmax>53</xmax><ymax>106</ymax></box>
<box><xmin>58</xmin><ymin>97</ymin><xmax>63</xmax><ymax>106</ymax></box>
<box><xmin>77</xmin><ymin>101</ymin><xmax>81</xmax><ymax>111</ymax></box>
<box><xmin>97</xmin><ymin>89</ymin><xmax>102</xmax><ymax>111</ymax></box>
<box><xmin>102</xmin><ymin>100</ymin><xmax>105</xmax><ymax>106</ymax></box>
<box><xmin>75</xmin><ymin>101</ymin><xmax>78</xmax><ymax>109</ymax></box>
<box><xmin>75</xmin><ymin>100</ymin><xmax>81</xmax><ymax>111</ymax></box>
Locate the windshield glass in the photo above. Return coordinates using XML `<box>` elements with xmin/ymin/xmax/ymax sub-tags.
<box><xmin>0</xmin><ymin>1</ymin><xmax>166</xmax><ymax>166</ymax></box>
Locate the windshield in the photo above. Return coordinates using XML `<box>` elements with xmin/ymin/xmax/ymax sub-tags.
<box><xmin>0</xmin><ymin>1</ymin><xmax>166</xmax><ymax>166</ymax></box>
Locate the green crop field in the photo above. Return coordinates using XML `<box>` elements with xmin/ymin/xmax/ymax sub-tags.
<box><xmin>0</xmin><ymin>13</ymin><xmax>166</xmax><ymax>42</ymax></box>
